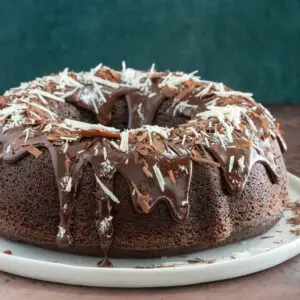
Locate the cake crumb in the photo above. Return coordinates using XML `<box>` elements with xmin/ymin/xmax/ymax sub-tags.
<box><xmin>231</xmin><ymin>250</ymin><xmax>250</xmax><ymax>259</ymax></box>
<box><xmin>260</xmin><ymin>235</ymin><xmax>274</xmax><ymax>239</ymax></box>
<box><xmin>286</xmin><ymin>201</ymin><xmax>300</xmax><ymax>226</ymax></box>
<box><xmin>187</xmin><ymin>258</ymin><xmax>216</xmax><ymax>264</ymax></box>
<box><xmin>290</xmin><ymin>228</ymin><xmax>300</xmax><ymax>236</ymax></box>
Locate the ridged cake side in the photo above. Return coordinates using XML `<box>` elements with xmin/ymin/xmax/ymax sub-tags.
<box><xmin>0</xmin><ymin>139</ymin><xmax>287</xmax><ymax>257</ymax></box>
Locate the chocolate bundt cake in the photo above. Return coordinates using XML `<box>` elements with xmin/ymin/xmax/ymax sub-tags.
<box><xmin>0</xmin><ymin>63</ymin><xmax>288</xmax><ymax>267</ymax></box>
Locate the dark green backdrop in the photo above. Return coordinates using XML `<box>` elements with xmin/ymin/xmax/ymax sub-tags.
<box><xmin>1</xmin><ymin>0</ymin><xmax>300</xmax><ymax>104</ymax></box>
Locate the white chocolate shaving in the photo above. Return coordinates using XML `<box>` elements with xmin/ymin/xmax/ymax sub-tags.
<box><xmin>95</xmin><ymin>175</ymin><xmax>120</xmax><ymax>203</ymax></box>
<box><xmin>119</xmin><ymin>130</ymin><xmax>129</xmax><ymax>152</ymax></box>
<box><xmin>153</xmin><ymin>164</ymin><xmax>166</xmax><ymax>192</ymax></box>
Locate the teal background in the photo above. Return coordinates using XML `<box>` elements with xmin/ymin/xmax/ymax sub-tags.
<box><xmin>0</xmin><ymin>0</ymin><xmax>300</xmax><ymax>104</ymax></box>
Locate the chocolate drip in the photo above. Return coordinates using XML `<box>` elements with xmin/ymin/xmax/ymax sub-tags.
<box><xmin>67</xmin><ymin>87</ymin><xmax>134</xmax><ymax>126</ymax></box>
<box><xmin>2</xmin><ymin>147</ymin><xmax>28</xmax><ymax>164</ymax></box>
<box><xmin>87</xmin><ymin>146</ymin><xmax>117</xmax><ymax>266</ymax></box>
<box><xmin>118</xmin><ymin>154</ymin><xmax>192</xmax><ymax>223</ymax></box>
<box><xmin>0</xmin><ymin>130</ymin><xmax>29</xmax><ymax>163</ymax></box>
<box><xmin>67</xmin><ymin>83</ymin><xmax>166</xmax><ymax>130</ymax></box>
<box><xmin>125</xmin><ymin>92</ymin><xmax>166</xmax><ymax>129</ymax></box>
<box><xmin>206</xmin><ymin>142</ymin><xmax>280</xmax><ymax>195</ymax></box>
<box><xmin>48</xmin><ymin>145</ymin><xmax>84</xmax><ymax>247</ymax></box>
<box><xmin>94</xmin><ymin>178</ymin><xmax>114</xmax><ymax>268</ymax></box>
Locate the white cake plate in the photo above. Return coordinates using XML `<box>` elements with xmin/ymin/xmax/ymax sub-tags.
<box><xmin>0</xmin><ymin>173</ymin><xmax>299</xmax><ymax>288</ymax></box>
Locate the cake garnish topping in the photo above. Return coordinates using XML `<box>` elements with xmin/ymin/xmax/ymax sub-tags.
<box><xmin>95</xmin><ymin>175</ymin><xmax>120</xmax><ymax>204</ymax></box>
<box><xmin>153</xmin><ymin>164</ymin><xmax>166</xmax><ymax>192</ymax></box>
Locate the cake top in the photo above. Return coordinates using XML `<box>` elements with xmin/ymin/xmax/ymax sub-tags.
<box><xmin>0</xmin><ymin>62</ymin><xmax>282</xmax><ymax>141</ymax></box>
<box><xmin>0</xmin><ymin>62</ymin><xmax>285</xmax><ymax>193</ymax></box>
<box><xmin>0</xmin><ymin>62</ymin><xmax>284</xmax><ymax>170</ymax></box>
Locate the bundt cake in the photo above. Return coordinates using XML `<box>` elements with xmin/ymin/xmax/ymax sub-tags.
<box><xmin>0</xmin><ymin>62</ymin><xmax>288</xmax><ymax>267</ymax></box>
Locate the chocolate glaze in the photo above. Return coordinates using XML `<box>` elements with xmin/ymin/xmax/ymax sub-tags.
<box><xmin>0</xmin><ymin>66</ymin><xmax>286</xmax><ymax>267</ymax></box>
<box><xmin>95</xmin><ymin>178</ymin><xmax>114</xmax><ymax>268</ymax></box>
<box><xmin>48</xmin><ymin>145</ymin><xmax>84</xmax><ymax>247</ymax></box>
<box><xmin>118</xmin><ymin>155</ymin><xmax>192</xmax><ymax>223</ymax></box>
<box><xmin>67</xmin><ymin>84</ymin><xmax>166</xmax><ymax>129</ymax></box>
<box><xmin>206</xmin><ymin>143</ymin><xmax>279</xmax><ymax>195</ymax></box>
<box><xmin>125</xmin><ymin>87</ymin><xmax>166</xmax><ymax>128</ymax></box>
<box><xmin>0</xmin><ymin>129</ymin><xmax>29</xmax><ymax>163</ymax></box>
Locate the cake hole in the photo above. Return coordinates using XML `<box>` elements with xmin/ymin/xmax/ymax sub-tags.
<box><xmin>152</xmin><ymin>98</ymin><xmax>190</xmax><ymax>127</ymax></box>
<box><xmin>108</xmin><ymin>96</ymin><xmax>128</xmax><ymax>130</ymax></box>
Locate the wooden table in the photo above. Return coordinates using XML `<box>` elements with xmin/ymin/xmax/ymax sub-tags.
<box><xmin>1</xmin><ymin>105</ymin><xmax>299</xmax><ymax>300</ymax></box>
